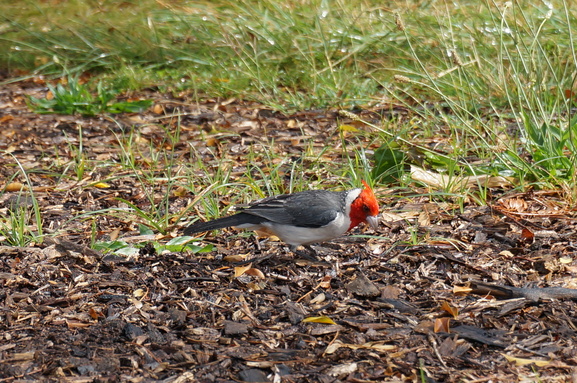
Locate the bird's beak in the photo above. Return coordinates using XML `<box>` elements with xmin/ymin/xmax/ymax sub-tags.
<box><xmin>366</xmin><ymin>215</ymin><xmax>379</xmax><ymax>231</ymax></box>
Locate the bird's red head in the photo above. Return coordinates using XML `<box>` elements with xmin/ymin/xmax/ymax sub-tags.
<box><xmin>348</xmin><ymin>180</ymin><xmax>380</xmax><ymax>231</ymax></box>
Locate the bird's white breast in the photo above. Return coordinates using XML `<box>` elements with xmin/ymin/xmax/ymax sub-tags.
<box><xmin>260</xmin><ymin>211</ymin><xmax>351</xmax><ymax>246</ymax></box>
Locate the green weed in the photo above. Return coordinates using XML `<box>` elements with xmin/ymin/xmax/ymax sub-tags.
<box><xmin>0</xmin><ymin>156</ymin><xmax>44</xmax><ymax>246</ymax></box>
<box><xmin>27</xmin><ymin>76</ymin><xmax>152</xmax><ymax>116</ymax></box>
<box><xmin>94</xmin><ymin>224</ymin><xmax>214</xmax><ymax>256</ymax></box>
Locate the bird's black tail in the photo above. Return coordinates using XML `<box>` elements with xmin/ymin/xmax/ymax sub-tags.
<box><xmin>183</xmin><ymin>213</ymin><xmax>263</xmax><ymax>236</ymax></box>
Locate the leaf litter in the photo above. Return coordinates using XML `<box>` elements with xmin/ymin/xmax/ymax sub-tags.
<box><xmin>1</xmin><ymin>78</ymin><xmax>577</xmax><ymax>382</ymax></box>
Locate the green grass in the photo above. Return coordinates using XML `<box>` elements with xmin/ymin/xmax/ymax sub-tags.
<box><xmin>2</xmin><ymin>0</ymin><xmax>577</xmax><ymax>247</ymax></box>
<box><xmin>377</xmin><ymin>1</ymin><xmax>577</xmax><ymax>195</ymax></box>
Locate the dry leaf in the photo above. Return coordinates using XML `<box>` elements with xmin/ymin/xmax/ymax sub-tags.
<box><xmin>88</xmin><ymin>307</ymin><xmax>103</xmax><ymax>320</ymax></box>
<box><xmin>172</xmin><ymin>186</ymin><xmax>187</xmax><ymax>197</ymax></box>
<box><xmin>66</xmin><ymin>320</ymin><xmax>92</xmax><ymax>329</ymax></box>
<box><xmin>243</xmin><ymin>268</ymin><xmax>265</xmax><ymax>279</ymax></box>
<box><xmin>350</xmin><ymin>341</ymin><xmax>397</xmax><ymax>352</ymax></box>
<box><xmin>418</xmin><ymin>210</ymin><xmax>431</xmax><ymax>226</ymax></box>
<box><xmin>5</xmin><ymin>182</ymin><xmax>26</xmax><ymax>192</ymax></box>
<box><xmin>319</xmin><ymin>276</ymin><xmax>332</xmax><ymax>289</ymax></box>
<box><xmin>130</xmin><ymin>297</ymin><xmax>144</xmax><ymax>310</ymax></box>
<box><xmin>339</xmin><ymin>124</ymin><xmax>359</xmax><ymax>132</ymax></box>
<box><xmin>234</xmin><ymin>264</ymin><xmax>253</xmax><ymax>278</ymax></box>
<box><xmin>440</xmin><ymin>301</ymin><xmax>459</xmax><ymax>318</ymax></box>
<box><xmin>246</xmin><ymin>281</ymin><xmax>265</xmax><ymax>290</ymax></box>
<box><xmin>324</xmin><ymin>340</ymin><xmax>396</xmax><ymax>355</ymax></box>
<box><xmin>310</xmin><ymin>293</ymin><xmax>326</xmax><ymax>304</ymax></box>
<box><xmin>381</xmin><ymin>285</ymin><xmax>401</xmax><ymax>299</ymax></box>
<box><xmin>410</xmin><ymin>165</ymin><xmax>512</xmax><ymax>191</ymax></box>
<box><xmin>502</xmin><ymin>353</ymin><xmax>550</xmax><ymax>367</ymax></box>
<box><xmin>0</xmin><ymin>115</ymin><xmax>15</xmax><ymax>123</ymax></box>
<box><xmin>11</xmin><ymin>352</ymin><xmax>35</xmax><ymax>361</ymax></box>
<box><xmin>109</xmin><ymin>228</ymin><xmax>121</xmax><ymax>241</ymax></box>
<box><xmin>326</xmin><ymin>362</ymin><xmax>358</xmax><ymax>376</ymax></box>
<box><xmin>381</xmin><ymin>211</ymin><xmax>405</xmax><ymax>222</ymax></box>
<box><xmin>152</xmin><ymin>104</ymin><xmax>163</xmax><ymax>114</ymax></box>
<box><xmin>434</xmin><ymin>317</ymin><xmax>451</xmax><ymax>333</ymax></box>
<box><xmin>302</xmin><ymin>316</ymin><xmax>336</xmax><ymax>325</ymax></box>
<box><xmin>224</xmin><ymin>253</ymin><xmax>248</xmax><ymax>263</ymax></box>
<box><xmin>500</xmin><ymin>198</ymin><xmax>528</xmax><ymax>212</ymax></box>
<box><xmin>324</xmin><ymin>340</ymin><xmax>343</xmax><ymax>354</ymax></box>
<box><xmin>205</xmin><ymin>137</ymin><xmax>218</xmax><ymax>147</ymax></box>
<box><xmin>521</xmin><ymin>228</ymin><xmax>535</xmax><ymax>244</ymax></box>
<box><xmin>453</xmin><ymin>285</ymin><xmax>472</xmax><ymax>295</ymax></box>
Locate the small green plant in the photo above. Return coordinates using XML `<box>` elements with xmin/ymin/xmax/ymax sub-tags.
<box><xmin>0</xmin><ymin>156</ymin><xmax>44</xmax><ymax>246</ymax></box>
<box><xmin>0</xmin><ymin>203</ymin><xmax>36</xmax><ymax>247</ymax></box>
<box><xmin>93</xmin><ymin>224</ymin><xmax>214</xmax><ymax>256</ymax></box>
<box><xmin>60</xmin><ymin>124</ymin><xmax>87</xmax><ymax>181</ymax></box>
<box><xmin>93</xmin><ymin>238</ymin><xmax>215</xmax><ymax>256</ymax></box>
<box><xmin>522</xmin><ymin>114</ymin><xmax>577</xmax><ymax>180</ymax></box>
<box><xmin>371</xmin><ymin>144</ymin><xmax>408</xmax><ymax>184</ymax></box>
<box><xmin>27</xmin><ymin>76</ymin><xmax>152</xmax><ymax>116</ymax></box>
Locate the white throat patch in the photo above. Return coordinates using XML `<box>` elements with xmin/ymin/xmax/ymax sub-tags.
<box><xmin>344</xmin><ymin>188</ymin><xmax>362</xmax><ymax>217</ymax></box>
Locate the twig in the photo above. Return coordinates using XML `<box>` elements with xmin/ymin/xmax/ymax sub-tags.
<box><xmin>470</xmin><ymin>281</ymin><xmax>577</xmax><ymax>302</ymax></box>
<box><xmin>428</xmin><ymin>333</ymin><xmax>448</xmax><ymax>370</ymax></box>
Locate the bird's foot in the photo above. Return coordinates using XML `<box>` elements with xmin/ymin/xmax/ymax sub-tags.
<box><xmin>289</xmin><ymin>245</ymin><xmax>331</xmax><ymax>266</ymax></box>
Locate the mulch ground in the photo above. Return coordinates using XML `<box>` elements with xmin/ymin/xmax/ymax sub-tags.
<box><xmin>1</xmin><ymin>78</ymin><xmax>577</xmax><ymax>382</ymax></box>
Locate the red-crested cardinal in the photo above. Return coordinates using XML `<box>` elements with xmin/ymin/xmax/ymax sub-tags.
<box><xmin>184</xmin><ymin>181</ymin><xmax>379</xmax><ymax>253</ymax></box>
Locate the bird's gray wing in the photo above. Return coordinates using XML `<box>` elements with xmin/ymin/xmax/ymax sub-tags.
<box><xmin>244</xmin><ymin>190</ymin><xmax>345</xmax><ymax>228</ymax></box>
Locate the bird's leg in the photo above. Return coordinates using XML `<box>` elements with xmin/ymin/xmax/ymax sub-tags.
<box><xmin>251</xmin><ymin>235</ymin><xmax>263</xmax><ymax>253</ymax></box>
<box><xmin>289</xmin><ymin>244</ymin><xmax>320</xmax><ymax>261</ymax></box>
<box><xmin>303</xmin><ymin>245</ymin><xmax>317</xmax><ymax>257</ymax></box>
<box><xmin>232</xmin><ymin>253</ymin><xmax>273</xmax><ymax>266</ymax></box>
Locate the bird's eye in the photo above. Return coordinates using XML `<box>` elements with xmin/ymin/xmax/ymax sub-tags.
<box><xmin>362</xmin><ymin>204</ymin><xmax>371</xmax><ymax>213</ymax></box>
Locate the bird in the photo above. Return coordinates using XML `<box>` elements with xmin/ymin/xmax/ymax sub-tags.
<box><xmin>183</xmin><ymin>181</ymin><xmax>379</xmax><ymax>256</ymax></box>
